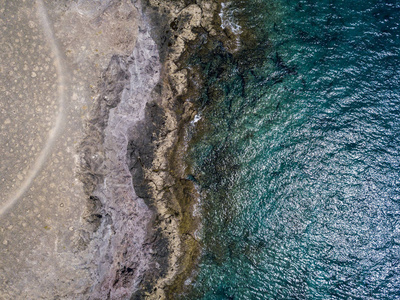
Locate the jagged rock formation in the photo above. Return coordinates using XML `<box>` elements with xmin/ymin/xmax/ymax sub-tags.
<box><xmin>78</xmin><ymin>24</ymin><xmax>163</xmax><ymax>298</ymax></box>
<box><xmin>79</xmin><ymin>0</ymin><xmax>227</xmax><ymax>298</ymax></box>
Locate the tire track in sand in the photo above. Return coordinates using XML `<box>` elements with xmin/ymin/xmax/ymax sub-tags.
<box><xmin>0</xmin><ymin>0</ymin><xmax>66</xmax><ymax>216</ymax></box>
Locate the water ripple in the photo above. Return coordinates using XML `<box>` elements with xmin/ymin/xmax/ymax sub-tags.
<box><xmin>185</xmin><ymin>0</ymin><xmax>400</xmax><ymax>298</ymax></box>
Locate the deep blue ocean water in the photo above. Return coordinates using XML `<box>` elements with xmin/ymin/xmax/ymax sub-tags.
<box><xmin>184</xmin><ymin>0</ymin><xmax>400</xmax><ymax>298</ymax></box>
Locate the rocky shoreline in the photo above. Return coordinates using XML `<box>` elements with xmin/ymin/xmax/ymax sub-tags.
<box><xmin>0</xmin><ymin>0</ymin><xmax>237</xmax><ymax>298</ymax></box>
<box><xmin>77</xmin><ymin>0</ymin><xmax>242</xmax><ymax>298</ymax></box>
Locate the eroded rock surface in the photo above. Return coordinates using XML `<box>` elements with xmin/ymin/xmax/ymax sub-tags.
<box><xmin>79</xmin><ymin>25</ymin><xmax>162</xmax><ymax>299</ymax></box>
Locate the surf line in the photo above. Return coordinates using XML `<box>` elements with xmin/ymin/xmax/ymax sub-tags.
<box><xmin>0</xmin><ymin>0</ymin><xmax>66</xmax><ymax>217</ymax></box>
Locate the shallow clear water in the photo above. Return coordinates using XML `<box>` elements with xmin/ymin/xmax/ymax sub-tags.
<box><xmin>184</xmin><ymin>0</ymin><xmax>400</xmax><ymax>299</ymax></box>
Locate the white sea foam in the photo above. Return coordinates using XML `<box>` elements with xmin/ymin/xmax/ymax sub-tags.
<box><xmin>190</xmin><ymin>113</ymin><xmax>202</xmax><ymax>126</ymax></box>
<box><xmin>219</xmin><ymin>2</ymin><xmax>242</xmax><ymax>35</ymax></box>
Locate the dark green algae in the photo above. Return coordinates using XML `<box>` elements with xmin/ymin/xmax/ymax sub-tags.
<box><xmin>140</xmin><ymin>0</ymin><xmax>260</xmax><ymax>297</ymax></box>
<box><xmin>163</xmin><ymin>2</ymin><xmax>277</xmax><ymax>298</ymax></box>
<box><xmin>171</xmin><ymin>1</ymin><xmax>304</xmax><ymax>298</ymax></box>
<box><xmin>133</xmin><ymin>0</ymin><xmax>286</xmax><ymax>297</ymax></box>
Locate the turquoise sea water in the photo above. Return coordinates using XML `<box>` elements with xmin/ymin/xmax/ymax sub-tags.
<box><xmin>184</xmin><ymin>0</ymin><xmax>400</xmax><ymax>299</ymax></box>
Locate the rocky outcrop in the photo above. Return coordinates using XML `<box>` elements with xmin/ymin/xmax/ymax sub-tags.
<box><xmin>78</xmin><ymin>18</ymin><xmax>165</xmax><ymax>298</ymax></box>
<box><xmin>135</xmin><ymin>1</ymin><xmax>225</xmax><ymax>298</ymax></box>
<box><xmin>78</xmin><ymin>0</ymin><xmax>240</xmax><ymax>298</ymax></box>
<box><xmin>76</xmin><ymin>0</ymin><xmax>225</xmax><ymax>298</ymax></box>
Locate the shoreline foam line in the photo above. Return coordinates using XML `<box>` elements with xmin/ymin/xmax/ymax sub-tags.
<box><xmin>0</xmin><ymin>0</ymin><xmax>66</xmax><ymax>217</ymax></box>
